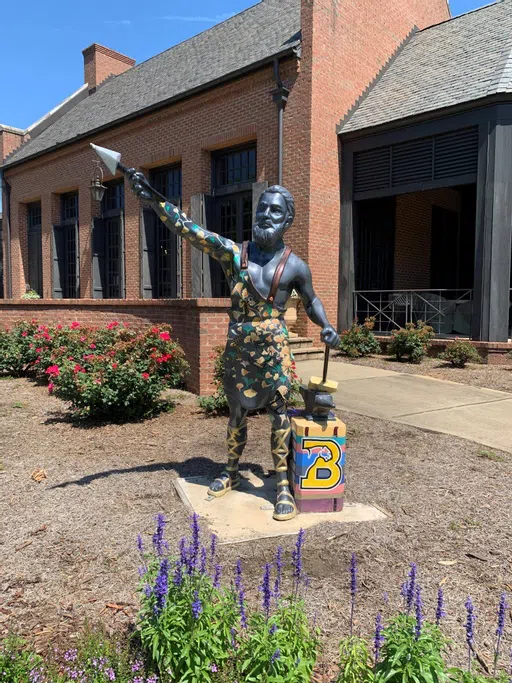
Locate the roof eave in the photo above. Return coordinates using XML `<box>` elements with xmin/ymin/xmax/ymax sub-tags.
<box><xmin>337</xmin><ymin>92</ymin><xmax>512</xmax><ymax>141</ymax></box>
<box><xmin>2</xmin><ymin>43</ymin><xmax>300</xmax><ymax>171</ymax></box>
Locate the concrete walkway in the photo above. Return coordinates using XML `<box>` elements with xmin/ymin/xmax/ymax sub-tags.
<box><xmin>296</xmin><ymin>360</ymin><xmax>512</xmax><ymax>453</ymax></box>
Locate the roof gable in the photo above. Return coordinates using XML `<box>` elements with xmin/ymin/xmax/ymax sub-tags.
<box><xmin>340</xmin><ymin>0</ymin><xmax>512</xmax><ymax>134</ymax></box>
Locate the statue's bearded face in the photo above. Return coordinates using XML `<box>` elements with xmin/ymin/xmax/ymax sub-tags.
<box><xmin>253</xmin><ymin>192</ymin><xmax>292</xmax><ymax>248</ymax></box>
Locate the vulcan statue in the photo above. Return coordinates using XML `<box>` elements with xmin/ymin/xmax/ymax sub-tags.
<box><xmin>91</xmin><ymin>143</ymin><xmax>339</xmax><ymax>521</ymax></box>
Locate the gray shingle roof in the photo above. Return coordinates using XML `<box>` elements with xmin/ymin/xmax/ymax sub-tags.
<box><xmin>5</xmin><ymin>0</ymin><xmax>300</xmax><ymax>167</ymax></box>
<box><xmin>340</xmin><ymin>0</ymin><xmax>512</xmax><ymax>134</ymax></box>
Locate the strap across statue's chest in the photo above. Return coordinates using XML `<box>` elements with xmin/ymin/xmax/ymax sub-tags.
<box><xmin>240</xmin><ymin>241</ymin><xmax>292</xmax><ymax>303</ymax></box>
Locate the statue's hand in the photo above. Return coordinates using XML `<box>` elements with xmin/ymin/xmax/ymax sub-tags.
<box><xmin>126</xmin><ymin>168</ymin><xmax>153</xmax><ymax>201</ymax></box>
<box><xmin>321</xmin><ymin>326</ymin><xmax>340</xmax><ymax>349</ymax></box>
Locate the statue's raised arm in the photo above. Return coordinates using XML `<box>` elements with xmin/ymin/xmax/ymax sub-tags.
<box><xmin>128</xmin><ymin>169</ymin><xmax>236</xmax><ymax>262</ymax></box>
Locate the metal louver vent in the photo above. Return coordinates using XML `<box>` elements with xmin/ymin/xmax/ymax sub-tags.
<box><xmin>354</xmin><ymin>147</ymin><xmax>391</xmax><ymax>193</ymax></box>
<box><xmin>353</xmin><ymin>127</ymin><xmax>479</xmax><ymax>198</ymax></box>
<box><xmin>434</xmin><ymin>128</ymin><xmax>479</xmax><ymax>179</ymax></box>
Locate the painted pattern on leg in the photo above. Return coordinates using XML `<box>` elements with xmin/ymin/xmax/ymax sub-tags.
<box><xmin>267</xmin><ymin>393</ymin><xmax>297</xmax><ymax>521</ymax></box>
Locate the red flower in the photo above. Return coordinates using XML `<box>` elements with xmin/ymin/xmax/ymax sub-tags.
<box><xmin>56</xmin><ymin>324</ymin><xmax>63</xmax><ymax>330</ymax></box>
<box><xmin>107</xmin><ymin>321</ymin><xmax>119</xmax><ymax>330</ymax></box>
<box><xmin>112</xmin><ymin>363</ymin><xmax>118</xmax><ymax>369</ymax></box>
<box><xmin>21</xmin><ymin>331</ymin><xmax>28</xmax><ymax>337</ymax></box>
<box><xmin>48</xmin><ymin>382</ymin><xmax>54</xmax><ymax>394</ymax></box>
<box><xmin>142</xmin><ymin>372</ymin><xmax>150</xmax><ymax>380</ymax></box>
<box><xmin>151</xmin><ymin>327</ymin><xmax>160</xmax><ymax>334</ymax></box>
<box><xmin>73</xmin><ymin>364</ymin><xmax>85</xmax><ymax>374</ymax></box>
<box><xmin>159</xmin><ymin>332</ymin><xmax>171</xmax><ymax>341</ymax></box>
<box><xmin>46</xmin><ymin>365</ymin><xmax>60</xmax><ymax>377</ymax></box>
<box><xmin>80</xmin><ymin>336</ymin><xmax>87</xmax><ymax>342</ymax></box>
<box><xmin>90</xmin><ymin>343</ymin><xmax>96</xmax><ymax>350</ymax></box>
<box><xmin>70</xmin><ymin>321</ymin><xmax>80</xmax><ymax>329</ymax></box>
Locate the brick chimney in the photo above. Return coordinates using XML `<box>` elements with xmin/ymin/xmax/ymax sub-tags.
<box><xmin>0</xmin><ymin>125</ymin><xmax>26</xmax><ymax>164</ymax></box>
<box><xmin>82</xmin><ymin>43</ymin><xmax>135</xmax><ymax>90</ymax></box>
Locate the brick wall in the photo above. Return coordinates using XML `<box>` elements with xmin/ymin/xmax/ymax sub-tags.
<box><xmin>394</xmin><ymin>188</ymin><xmax>460</xmax><ymax>289</ymax></box>
<box><xmin>0</xmin><ymin>298</ymin><xmax>230</xmax><ymax>395</ymax></box>
<box><xmin>3</xmin><ymin>60</ymin><xmax>297</xmax><ymax>302</ymax></box>
<box><xmin>288</xmin><ymin>0</ymin><xmax>450</xmax><ymax>339</ymax></box>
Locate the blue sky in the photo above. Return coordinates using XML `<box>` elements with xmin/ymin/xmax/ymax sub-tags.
<box><xmin>0</xmin><ymin>0</ymin><xmax>493</xmax><ymax>129</ymax></box>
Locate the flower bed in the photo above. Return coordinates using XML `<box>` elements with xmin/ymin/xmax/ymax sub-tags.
<box><xmin>2</xmin><ymin>515</ymin><xmax>510</xmax><ymax>683</ymax></box>
<box><xmin>0</xmin><ymin>321</ymin><xmax>189</xmax><ymax>420</ymax></box>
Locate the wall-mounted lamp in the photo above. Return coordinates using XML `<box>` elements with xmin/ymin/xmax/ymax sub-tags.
<box><xmin>90</xmin><ymin>159</ymin><xmax>107</xmax><ymax>202</ymax></box>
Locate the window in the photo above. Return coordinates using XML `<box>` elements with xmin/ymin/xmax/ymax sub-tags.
<box><xmin>27</xmin><ymin>202</ymin><xmax>43</xmax><ymax>296</ymax></box>
<box><xmin>92</xmin><ymin>181</ymin><xmax>125</xmax><ymax>299</ymax></box>
<box><xmin>52</xmin><ymin>192</ymin><xmax>79</xmax><ymax>299</ymax></box>
<box><xmin>141</xmin><ymin>166</ymin><xmax>182</xmax><ymax>299</ymax></box>
<box><xmin>211</xmin><ymin>145</ymin><xmax>257</xmax><ymax>296</ymax></box>
<box><xmin>214</xmin><ymin>146</ymin><xmax>256</xmax><ymax>189</ymax></box>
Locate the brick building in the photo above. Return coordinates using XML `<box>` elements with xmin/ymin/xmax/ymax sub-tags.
<box><xmin>2</xmin><ymin>0</ymin><xmax>510</xmax><ymax>393</ymax></box>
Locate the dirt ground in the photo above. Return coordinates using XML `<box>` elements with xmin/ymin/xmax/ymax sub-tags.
<box><xmin>333</xmin><ymin>353</ymin><xmax>512</xmax><ymax>393</ymax></box>
<box><xmin>1</xmin><ymin>377</ymin><xmax>511</xmax><ymax>678</ymax></box>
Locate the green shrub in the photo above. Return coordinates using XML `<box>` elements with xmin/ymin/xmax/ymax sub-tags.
<box><xmin>440</xmin><ymin>340</ymin><xmax>482</xmax><ymax>368</ymax></box>
<box><xmin>0</xmin><ymin>320</ymin><xmax>40</xmax><ymax>377</ymax></box>
<box><xmin>0</xmin><ymin>634</ymin><xmax>43</xmax><ymax>683</ymax></box>
<box><xmin>339</xmin><ymin>318</ymin><xmax>381</xmax><ymax>358</ymax></box>
<box><xmin>388</xmin><ymin>321</ymin><xmax>434</xmax><ymax>364</ymax></box>
<box><xmin>336</xmin><ymin>636</ymin><xmax>374</xmax><ymax>683</ymax></box>
<box><xmin>47</xmin><ymin>324</ymin><xmax>188</xmax><ymax>420</ymax></box>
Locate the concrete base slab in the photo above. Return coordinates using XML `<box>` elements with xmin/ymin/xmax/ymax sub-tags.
<box><xmin>174</xmin><ymin>471</ymin><xmax>387</xmax><ymax>543</ymax></box>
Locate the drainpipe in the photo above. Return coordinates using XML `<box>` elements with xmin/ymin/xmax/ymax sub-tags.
<box><xmin>272</xmin><ymin>58</ymin><xmax>290</xmax><ymax>186</ymax></box>
<box><xmin>0</xmin><ymin>171</ymin><xmax>12</xmax><ymax>299</ymax></box>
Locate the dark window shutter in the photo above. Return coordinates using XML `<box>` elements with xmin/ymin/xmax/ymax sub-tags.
<box><xmin>119</xmin><ymin>212</ymin><xmax>126</xmax><ymax>298</ymax></box>
<box><xmin>52</xmin><ymin>225</ymin><xmax>65</xmax><ymax>299</ymax></box>
<box><xmin>434</xmin><ymin>128</ymin><xmax>479</xmax><ymax>180</ymax></box>
<box><xmin>74</xmin><ymin>222</ymin><xmax>80</xmax><ymax>298</ymax></box>
<box><xmin>141</xmin><ymin>208</ymin><xmax>156</xmax><ymax>299</ymax></box>
<box><xmin>28</xmin><ymin>225</ymin><xmax>43</xmax><ymax>296</ymax></box>
<box><xmin>190</xmin><ymin>194</ymin><xmax>215</xmax><ymax>298</ymax></box>
<box><xmin>91</xmin><ymin>217</ymin><xmax>105</xmax><ymax>299</ymax></box>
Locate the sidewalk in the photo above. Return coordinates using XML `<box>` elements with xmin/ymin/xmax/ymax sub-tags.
<box><xmin>296</xmin><ymin>360</ymin><xmax>512</xmax><ymax>453</ymax></box>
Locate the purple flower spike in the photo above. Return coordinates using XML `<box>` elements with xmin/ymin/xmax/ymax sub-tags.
<box><xmin>137</xmin><ymin>534</ymin><xmax>144</xmax><ymax>554</ymax></box>
<box><xmin>374</xmin><ymin>612</ymin><xmax>384</xmax><ymax>663</ymax></box>
<box><xmin>192</xmin><ymin>590</ymin><xmax>202</xmax><ymax>619</ymax></box>
<box><xmin>383</xmin><ymin>591</ymin><xmax>389</xmax><ymax>606</ymax></box>
<box><xmin>414</xmin><ymin>585</ymin><xmax>423</xmax><ymax>640</ymax></box>
<box><xmin>494</xmin><ymin>592</ymin><xmax>509</xmax><ymax>676</ymax></box>
<box><xmin>406</xmin><ymin>563</ymin><xmax>417</xmax><ymax>615</ymax></box>
<box><xmin>465</xmin><ymin>596</ymin><xmax>476</xmax><ymax>672</ymax></box>
<box><xmin>154</xmin><ymin>558</ymin><xmax>169</xmax><ymax>615</ymax></box>
<box><xmin>238</xmin><ymin>586</ymin><xmax>247</xmax><ymax>629</ymax></box>
<box><xmin>200</xmin><ymin>546</ymin><xmax>207</xmax><ymax>575</ymax></box>
<box><xmin>210</xmin><ymin>533</ymin><xmax>218</xmax><ymax>565</ymax></box>
<box><xmin>213</xmin><ymin>564</ymin><xmax>222</xmax><ymax>588</ymax></box>
<box><xmin>274</xmin><ymin>546</ymin><xmax>283</xmax><ymax>602</ymax></box>
<box><xmin>292</xmin><ymin>529</ymin><xmax>305</xmax><ymax>591</ymax></box>
<box><xmin>260</xmin><ymin>563</ymin><xmax>272</xmax><ymax>619</ymax></box>
<box><xmin>349</xmin><ymin>552</ymin><xmax>357</xmax><ymax>636</ymax></box>
<box><xmin>436</xmin><ymin>587</ymin><xmax>446</xmax><ymax>626</ymax></box>
<box><xmin>190</xmin><ymin>513</ymin><xmax>200</xmax><ymax>571</ymax></box>
<box><xmin>173</xmin><ymin>558</ymin><xmax>183</xmax><ymax>587</ymax></box>
<box><xmin>235</xmin><ymin>559</ymin><xmax>243</xmax><ymax>591</ymax></box>
<box><xmin>152</xmin><ymin>513</ymin><xmax>166</xmax><ymax>557</ymax></box>
<box><xmin>270</xmin><ymin>649</ymin><xmax>281</xmax><ymax>665</ymax></box>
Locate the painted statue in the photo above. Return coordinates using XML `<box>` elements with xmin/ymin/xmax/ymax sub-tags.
<box><xmin>90</xmin><ymin>143</ymin><xmax>339</xmax><ymax>521</ymax></box>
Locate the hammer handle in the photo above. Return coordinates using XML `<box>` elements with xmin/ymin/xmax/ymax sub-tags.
<box><xmin>322</xmin><ymin>345</ymin><xmax>330</xmax><ymax>384</ymax></box>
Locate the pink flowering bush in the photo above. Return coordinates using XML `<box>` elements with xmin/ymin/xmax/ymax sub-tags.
<box><xmin>0</xmin><ymin>320</ymin><xmax>189</xmax><ymax>420</ymax></box>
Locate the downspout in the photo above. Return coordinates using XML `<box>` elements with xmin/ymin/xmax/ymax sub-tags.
<box><xmin>272</xmin><ymin>58</ymin><xmax>290</xmax><ymax>186</ymax></box>
<box><xmin>0</xmin><ymin>171</ymin><xmax>12</xmax><ymax>299</ymax></box>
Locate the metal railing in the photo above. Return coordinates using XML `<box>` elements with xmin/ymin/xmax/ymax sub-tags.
<box><xmin>353</xmin><ymin>289</ymin><xmax>474</xmax><ymax>336</ymax></box>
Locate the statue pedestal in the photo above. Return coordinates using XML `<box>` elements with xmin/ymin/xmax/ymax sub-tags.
<box><xmin>288</xmin><ymin>409</ymin><xmax>346</xmax><ymax>514</ymax></box>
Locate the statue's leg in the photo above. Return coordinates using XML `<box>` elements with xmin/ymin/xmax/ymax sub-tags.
<box><xmin>267</xmin><ymin>393</ymin><xmax>297</xmax><ymax>522</ymax></box>
<box><xmin>207</xmin><ymin>396</ymin><xmax>248</xmax><ymax>498</ymax></box>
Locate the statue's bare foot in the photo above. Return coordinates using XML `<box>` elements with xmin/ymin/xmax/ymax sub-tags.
<box><xmin>207</xmin><ymin>472</ymin><xmax>240</xmax><ymax>498</ymax></box>
<box><xmin>273</xmin><ymin>486</ymin><xmax>297</xmax><ymax>521</ymax></box>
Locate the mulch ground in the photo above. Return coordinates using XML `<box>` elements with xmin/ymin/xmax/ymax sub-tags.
<box><xmin>332</xmin><ymin>353</ymin><xmax>512</xmax><ymax>393</ymax></box>
<box><xmin>1</xmin><ymin>377</ymin><xmax>511</xmax><ymax>679</ymax></box>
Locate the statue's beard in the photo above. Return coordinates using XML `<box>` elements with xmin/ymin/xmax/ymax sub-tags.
<box><xmin>253</xmin><ymin>224</ymin><xmax>285</xmax><ymax>247</ymax></box>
